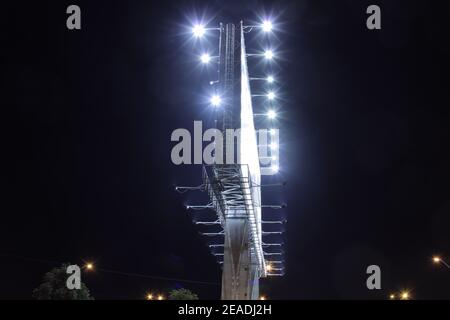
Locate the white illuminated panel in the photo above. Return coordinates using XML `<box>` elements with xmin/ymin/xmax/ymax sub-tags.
<box><xmin>239</xmin><ymin>26</ymin><xmax>265</xmax><ymax>276</ymax></box>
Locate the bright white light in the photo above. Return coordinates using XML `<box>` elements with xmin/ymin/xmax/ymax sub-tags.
<box><xmin>267</xmin><ymin>91</ymin><xmax>276</xmax><ymax>100</ymax></box>
<box><xmin>200</xmin><ymin>53</ymin><xmax>211</xmax><ymax>64</ymax></box>
<box><xmin>262</xmin><ymin>20</ymin><xmax>273</xmax><ymax>33</ymax></box>
<box><xmin>271</xmin><ymin>156</ymin><xmax>277</xmax><ymax>161</ymax></box>
<box><xmin>269</xmin><ymin>129</ymin><xmax>276</xmax><ymax>135</ymax></box>
<box><xmin>192</xmin><ymin>24</ymin><xmax>206</xmax><ymax>38</ymax></box>
<box><xmin>264</xmin><ymin>50</ymin><xmax>274</xmax><ymax>60</ymax></box>
<box><xmin>267</xmin><ymin>75</ymin><xmax>274</xmax><ymax>83</ymax></box>
<box><xmin>270</xmin><ymin>143</ymin><xmax>278</xmax><ymax>150</ymax></box>
<box><xmin>267</xmin><ymin>110</ymin><xmax>277</xmax><ymax>119</ymax></box>
<box><xmin>271</xmin><ymin>165</ymin><xmax>279</xmax><ymax>172</ymax></box>
<box><xmin>210</xmin><ymin>95</ymin><xmax>221</xmax><ymax>106</ymax></box>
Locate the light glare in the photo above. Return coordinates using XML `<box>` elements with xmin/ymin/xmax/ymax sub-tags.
<box><xmin>192</xmin><ymin>24</ymin><xmax>206</xmax><ymax>38</ymax></box>
<box><xmin>200</xmin><ymin>53</ymin><xmax>211</xmax><ymax>64</ymax></box>
<box><xmin>264</xmin><ymin>50</ymin><xmax>274</xmax><ymax>60</ymax></box>
<box><xmin>262</xmin><ymin>20</ymin><xmax>273</xmax><ymax>33</ymax></box>
<box><xmin>267</xmin><ymin>110</ymin><xmax>277</xmax><ymax>119</ymax></box>
<box><xmin>267</xmin><ymin>91</ymin><xmax>276</xmax><ymax>100</ymax></box>
<box><xmin>267</xmin><ymin>76</ymin><xmax>274</xmax><ymax>83</ymax></box>
<box><xmin>210</xmin><ymin>95</ymin><xmax>221</xmax><ymax>107</ymax></box>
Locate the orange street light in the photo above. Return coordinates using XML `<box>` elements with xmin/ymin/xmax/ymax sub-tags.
<box><xmin>400</xmin><ymin>291</ymin><xmax>410</xmax><ymax>300</ymax></box>
<box><xmin>432</xmin><ymin>255</ymin><xmax>450</xmax><ymax>269</ymax></box>
<box><xmin>85</xmin><ymin>262</ymin><xmax>94</xmax><ymax>271</ymax></box>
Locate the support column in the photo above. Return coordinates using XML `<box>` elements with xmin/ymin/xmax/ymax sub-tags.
<box><xmin>221</xmin><ymin>216</ymin><xmax>255</xmax><ymax>299</ymax></box>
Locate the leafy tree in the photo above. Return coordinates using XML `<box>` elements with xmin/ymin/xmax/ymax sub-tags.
<box><xmin>168</xmin><ymin>288</ymin><xmax>199</xmax><ymax>300</ymax></box>
<box><xmin>32</xmin><ymin>264</ymin><xmax>94</xmax><ymax>300</ymax></box>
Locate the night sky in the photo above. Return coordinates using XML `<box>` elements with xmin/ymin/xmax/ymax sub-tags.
<box><xmin>2</xmin><ymin>0</ymin><xmax>450</xmax><ymax>300</ymax></box>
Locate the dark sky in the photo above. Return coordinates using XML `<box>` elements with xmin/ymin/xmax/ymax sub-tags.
<box><xmin>1</xmin><ymin>0</ymin><xmax>450</xmax><ymax>299</ymax></box>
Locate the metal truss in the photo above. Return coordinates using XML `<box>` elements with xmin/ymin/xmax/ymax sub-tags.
<box><xmin>202</xmin><ymin>164</ymin><xmax>267</xmax><ymax>277</ymax></box>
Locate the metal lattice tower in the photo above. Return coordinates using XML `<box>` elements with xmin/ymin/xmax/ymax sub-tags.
<box><xmin>177</xmin><ymin>18</ymin><xmax>285</xmax><ymax>300</ymax></box>
<box><xmin>212</xmin><ymin>22</ymin><xmax>259</xmax><ymax>299</ymax></box>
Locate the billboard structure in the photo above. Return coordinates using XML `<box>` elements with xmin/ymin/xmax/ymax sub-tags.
<box><xmin>177</xmin><ymin>19</ymin><xmax>285</xmax><ymax>300</ymax></box>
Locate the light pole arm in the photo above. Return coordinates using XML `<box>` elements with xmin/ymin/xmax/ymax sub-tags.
<box><xmin>441</xmin><ymin>259</ymin><xmax>450</xmax><ymax>269</ymax></box>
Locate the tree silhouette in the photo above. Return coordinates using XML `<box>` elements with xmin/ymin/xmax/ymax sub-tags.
<box><xmin>168</xmin><ymin>288</ymin><xmax>199</xmax><ymax>300</ymax></box>
<box><xmin>32</xmin><ymin>264</ymin><xmax>94</xmax><ymax>300</ymax></box>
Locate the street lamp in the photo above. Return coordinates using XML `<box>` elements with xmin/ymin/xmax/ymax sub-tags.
<box><xmin>210</xmin><ymin>95</ymin><xmax>221</xmax><ymax>107</ymax></box>
<box><xmin>85</xmin><ymin>262</ymin><xmax>94</xmax><ymax>271</ymax></box>
<box><xmin>400</xmin><ymin>291</ymin><xmax>410</xmax><ymax>300</ymax></box>
<box><xmin>262</xmin><ymin>20</ymin><xmax>273</xmax><ymax>33</ymax></box>
<box><xmin>146</xmin><ymin>293</ymin><xmax>154</xmax><ymax>300</ymax></box>
<box><xmin>264</xmin><ymin>50</ymin><xmax>274</xmax><ymax>60</ymax></box>
<box><xmin>200</xmin><ymin>53</ymin><xmax>212</xmax><ymax>64</ymax></box>
<box><xmin>267</xmin><ymin>110</ymin><xmax>277</xmax><ymax>119</ymax></box>
<box><xmin>157</xmin><ymin>295</ymin><xmax>164</xmax><ymax>300</ymax></box>
<box><xmin>432</xmin><ymin>255</ymin><xmax>450</xmax><ymax>269</ymax></box>
<box><xmin>267</xmin><ymin>91</ymin><xmax>276</xmax><ymax>100</ymax></box>
<box><xmin>192</xmin><ymin>24</ymin><xmax>206</xmax><ymax>38</ymax></box>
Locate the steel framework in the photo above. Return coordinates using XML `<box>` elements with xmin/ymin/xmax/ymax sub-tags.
<box><xmin>177</xmin><ymin>19</ymin><xmax>285</xmax><ymax>300</ymax></box>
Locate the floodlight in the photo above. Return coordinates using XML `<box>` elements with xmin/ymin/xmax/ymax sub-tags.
<box><xmin>192</xmin><ymin>24</ymin><xmax>206</xmax><ymax>38</ymax></box>
<box><xmin>264</xmin><ymin>50</ymin><xmax>274</xmax><ymax>60</ymax></box>
<box><xmin>267</xmin><ymin>91</ymin><xmax>276</xmax><ymax>100</ymax></box>
<box><xmin>267</xmin><ymin>110</ymin><xmax>277</xmax><ymax>119</ymax></box>
<box><xmin>270</xmin><ymin>143</ymin><xmax>278</xmax><ymax>150</ymax></box>
<box><xmin>210</xmin><ymin>95</ymin><xmax>221</xmax><ymax>107</ymax></box>
<box><xmin>269</xmin><ymin>129</ymin><xmax>276</xmax><ymax>135</ymax></box>
<box><xmin>200</xmin><ymin>53</ymin><xmax>211</xmax><ymax>64</ymax></box>
<box><xmin>267</xmin><ymin>75</ymin><xmax>274</xmax><ymax>83</ymax></box>
<box><xmin>271</xmin><ymin>165</ymin><xmax>279</xmax><ymax>173</ymax></box>
<box><xmin>262</xmin><ymin>20</ymin><xmax>273</xmax><ymax>33</ymax></box>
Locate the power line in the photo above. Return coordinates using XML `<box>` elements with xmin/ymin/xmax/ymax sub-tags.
<box><xmin>98</xmin><ymin>268</ymin><xmax>220</xmax><ymax>286</ymax></box>
<box><xmin>0</xmin><ymin>253</ymin><xmax>220</xmax><ymax>286</ymax></box>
